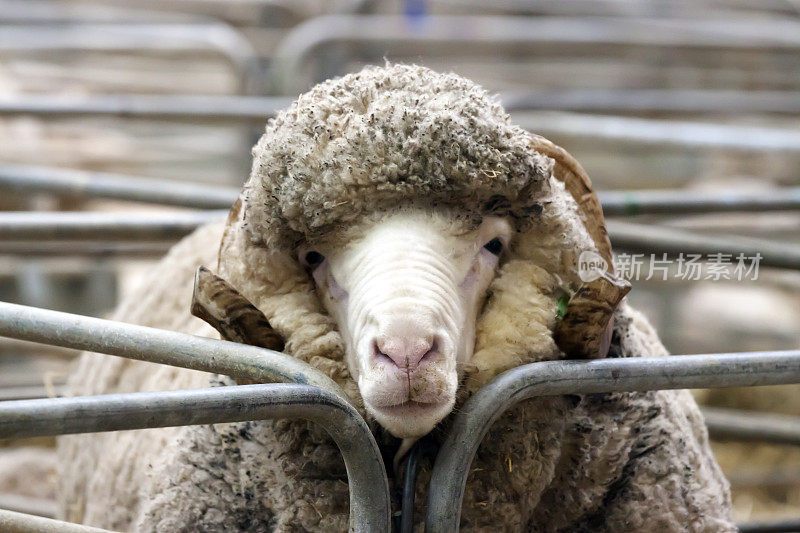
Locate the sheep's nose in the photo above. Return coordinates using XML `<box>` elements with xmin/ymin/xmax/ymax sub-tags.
<box><xmin>375</xmin><ymin>336</ymin><xmax>435</xmax><ymax>370</ymax></box>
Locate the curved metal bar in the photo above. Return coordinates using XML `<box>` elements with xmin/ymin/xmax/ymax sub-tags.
<box><xmin>3</xmin><ymin>164</ymin><xmax>799</xmax><ymax>215</ymax></box>
<box><xmin>607</xmin><ymin>220</ymin><xmax>800</xmax><ymax>271</ymax></box>
<box><xmin>0</xmin><ymin>383</ymin><xmax>391</xmax><ymax>532</ymax></box>
<box><xmin>600</xmin><ymin>188</ymin><xmax>800</xmax><ymax>216</ymax></box>
<box><xmin>425</xmin><ymin>350</ymin><xmax>800</xmax><ymax>532</ymax></box>
<box><xmin>3</xmin><ymin>91</ymin><xmax>800</xmax><ymax>120</ymax></box>
<box><xmin>0</xmin><ymin>211</ymin><xmax>227</xmax><ymax>241</ymax></box>
<box><xmin>702</xmin><ymin>407</ymin><xmax>800</xmax><ymax>446</ymax></box>
<box><xmin>272</xmin><ymin>15</ymin><xmax>800</xmax><ymax>93</ymax></box>
<box><xmin>738</xmin><ymin>519</ymin><xmax>800</xmax><ymax>533</ymax></box>
<box><xmin>500</xmin><ymin>89</ymin><xmax>800</xmax><ymax>115</ymax></box>
<box><xmin>0</xmin><ymin>241</ymin><xmax>173</xmax><ymax>257</ymax></box>
<box><xmin>515</xmin><ymin>112</ymin><xmax>800</xmax><ymax>152</ymax></box>
<box><xmin>0</xmin><ymin>23</ymin><xmax>258</xmax><ymax>81</ymax></box>
<box><xmin>428</xmin><ymin>0</ymin><xmax>798</xmax><ymax>17</ymax></box>
<box><xmin>0</xmin><ymin>165</ymin><xmax>240</xmax><ymax>208</ymax></box>
<box><xmin>0</xmin><ymin>95</ymin><xmax>291</xmax><ymax>123</ymax></box>
<box><xmin>4</xmin><ymin>213</ymin><xmax>799</xmax><ymax>272</ymax></box>
<box><xmin>0</xmin><ymin>301</ymin><xmax>351</xmax><ymax>404</ymax></box>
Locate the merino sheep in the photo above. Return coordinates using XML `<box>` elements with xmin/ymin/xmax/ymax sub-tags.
<box><xmin>58</xmin><ymin>63</ymin><xmax>734</xmax><ymax>531</ymax></box>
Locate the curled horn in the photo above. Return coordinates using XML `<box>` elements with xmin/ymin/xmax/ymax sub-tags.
<box><xmin>191</xmin><ymin>266</ymin><xmax>285</xmax><ymax>383</ymax></box>
<box><xmin>528</xmin><ymin>135</ymin><xmax>631</xmax><ymax>358</ymax></box>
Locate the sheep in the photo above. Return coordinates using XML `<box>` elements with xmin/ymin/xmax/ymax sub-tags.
<box><xmin>57</xmin><ymin>63</ymin><xmax>734</xmax><ymax>532</ymax></box>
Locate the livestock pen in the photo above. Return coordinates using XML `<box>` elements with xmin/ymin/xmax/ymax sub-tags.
<box><xmin>1</xmin><ymin>1</ymin><xmax>800</xmax><ymax>531</ymax></box>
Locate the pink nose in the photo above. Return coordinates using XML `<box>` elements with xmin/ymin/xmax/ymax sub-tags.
<box><xmin>375</xmin><ymin>336</ymin><xmax>435</xmax><ymax>370</ymax></box>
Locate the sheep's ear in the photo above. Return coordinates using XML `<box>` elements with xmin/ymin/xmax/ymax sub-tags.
<box><xmin>527</xmin><ymin>135</ymin><xmax>628</xmax><ymax>358</ymax></box>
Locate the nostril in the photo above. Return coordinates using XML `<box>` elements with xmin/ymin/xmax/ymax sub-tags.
<box><xmin>373</xmin><ymin>335</ymin><xmax>437</xmax><ymax>370</ymax></box>
<box><xmin>419</xmin><ymin>336</ymin><xmax>439</xmax><ymax>365</ymax></box>
<box><xmin>372</xmin><ymin>339</ymin><xmax>395</xmax><ymax>366</ymax></box>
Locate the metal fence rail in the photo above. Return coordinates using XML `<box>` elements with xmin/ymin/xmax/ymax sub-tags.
<box><xmin>607</xmin><ymin>220</ymin><xmax>800</xmax><ymax>270</ymax></box>
<box><xmin>3</xmin><ymin>165</ymin><xmax>800</xmax><ymax>216</ymax></box>
<box><xmin>500</xmin><ymin>89</ymin><xmax>800</xmax><ymax>115</ymax></box>
<box><xmin>0</xmin><ymin>301</ymin><xmax>347</xmax><ymax>400</ymax></box>
<box><xmin>0</xmin><ymin>241</ymin><xmax>174</xmax><ymax>258</ymax></box>
<box><xmin>0</xmin><ymin>95</ymin><xmax>291</xmax><ymax>123</ymax></box>
<box><xmin>0</xmin><ymin>211</ymin><xmax>226</xmax><ymax>242</ymax></box>
<box><xmin>599</xmin><ymin>188</ymin><xmax>800</xmax><ymax>217</ymax></box>
<box><xmin>3</xmin><ymin>91</ymin><xmax>800</xmax><ymax>122</ymax></box>
<box><xmin>3</xmin><ymin>301</ymin><xmax>800</xmax><ymax>530</ymax></box>
<box><xmin>0</xmin><ymin>165</ymin><xmax>240</xmax><ymax>208</ymax></box>
<box><xmin>4</xmin><ymin>212</ymin><xmax>799</xmax><ymax>271</ymax></box>
<box><xmin>425</xmin><ymin>350</ymin><xmax>800</xmax><ymax>532</ymax></box>
<box><xmin>0</xmin><ymin>23</ymin><xmax>259</xmax><ymax>92</ymax></box>
<box><xmin>272</xmin><ymin>15</ymin><xmax>800</xmax><ymax>93</ymax></box>
<box><xmin>0</xmin><ymin>383</ymin><xmax>391</xmax><ymax>532</ymax></box>
<box><xmin>703</xmin><ymin>407</ymin><xmax>800</xmax><ymax>446</ymax></box>
<box><xmin>516</xmin><ymin>112</ymin><xmax>800</xmax><ymax>152</ymax></box>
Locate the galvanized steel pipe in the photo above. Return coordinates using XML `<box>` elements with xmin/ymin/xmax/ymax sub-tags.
<box><xmin>600</xmin><ymin>188</ymin><xmax>800</xmax><ymax>217</ymax></box>
<box><xmin>3</xmin><ymin>164</ymin><xmax>800</xmax><ymax>216</ymax></box>
<box><xmin>0</xmin><ymin>95</ymin><xmax>290</xmax><ymax>123</ymax></box>
<box><xmin>516</xmin><ymin>112</ymin><xmax>800</xmax><ymax>152</ymax></box>
<box><xmin>4</xmin><ymin>213</ymin><xmax>799</xmax><ymax>273</ymax></box>
<box><xmin>0</xmin><ymin>301</ymin><xmax>350</xmax><ymax>403</ymax></box>
<box><xmin>501</xmin><ymin>89</ymin><xmax>800</xmax><ymax>115</ymax></box>
<box><xmin>0</xmin><ymin>165</ymin><xmax>239</xmax><ymax>209</ymax></box>
<box><xmin>702</xmin><ymin>407</ymin><xmax>800</xmax><ymax>446</ymax></box>
<box><xmin>0</xmin><ymin>211</ymin><xmax>226</xmax><ymax>241</ymax></box>
<box><xmin>0</xmin><ymin>23</ymin><xmax>258</xmax><ymax>79</ymax></box>
<box><xmin>425</xmin><ymin>350</ymin><xmax>800</xmax><ymax>531</ymax></box>
<box><xmin>607</xmin><ymin>220</ymin><xmax>800</xmax><ymax>270</ymax></box>
<box><xmin>273</xmin><ymin>15</ymin><xmax>800</xmax><ymax>93</ymax></box>
<box><xmin>0</xmin><ymin>241</ymin><xmax>173</xmax><ymax>257</ymax></box>
<box><xmin>0</xmin><ymin>384</ymin><xmax>390</xmax><ymax>532</ymax></box>
<box><xmin>2</xmin><ymin>91</ymin><xmax>800</xmax><ymax>121</ymax></box>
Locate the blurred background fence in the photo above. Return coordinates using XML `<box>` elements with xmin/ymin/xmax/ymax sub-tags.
<box><xmin>0</xmin><ymin>0</ymin><xmax>799</xmax><ymax>525</ymax></box>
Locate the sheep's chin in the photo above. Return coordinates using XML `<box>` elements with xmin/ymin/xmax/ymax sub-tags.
<box><xmin>365</xmin><ymin>397</ymin><xmax>456</xmax><ymax>439</ymax></box>
<box><xmin>303</xmin><ymin>210</ymin><xmax>511</xmax><ymax>437</ymax></box>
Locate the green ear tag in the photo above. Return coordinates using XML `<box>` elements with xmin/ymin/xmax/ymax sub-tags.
<box><xmin>556</xmin><ymin>294</ymin><xmax>570</xmax><ymax>319</ymax></box>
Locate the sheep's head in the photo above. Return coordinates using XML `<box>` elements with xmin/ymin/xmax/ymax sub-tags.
<box><xmin>298</xmin><ymin>210</ymin><xmax>511</xmax><ymax>437</ymax></box>
<box><xmin>215</xmin><ymin>63</ymin><xmax>621</xmax><ymax>440</ymax></box>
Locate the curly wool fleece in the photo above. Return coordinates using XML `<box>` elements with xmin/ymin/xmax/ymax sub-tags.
<box><xmin>244</xmin><ymin>63</ymin><xmax>551</xmax><ymax>249</ymax></box>
<box><xmin>58</xmin><ymin>64</ymin><xmax>735</xmax><ymax>532</ymax></box>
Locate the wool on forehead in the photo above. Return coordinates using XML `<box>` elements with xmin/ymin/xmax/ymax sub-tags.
<box><xmin>242</xmin><ymin>63</ymin><xmax>553</xmax><ymax>249</ymax></box>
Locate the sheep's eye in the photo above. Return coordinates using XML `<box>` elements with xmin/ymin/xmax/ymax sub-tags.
<box><xmin>483</xmin><ymin>238</ymin><xmax>503</xmax><ymax>255</ymax></box>
<box><xmin>304</xmin><ymin>251</ymin><xmax>325</xmax><ymax>267</ymax></box>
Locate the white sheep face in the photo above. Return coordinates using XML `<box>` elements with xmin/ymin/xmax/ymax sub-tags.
<box><xmin>299</xmin><ymin>210</ymin><xmax>511</xmax><ymax>438</ymax></box>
